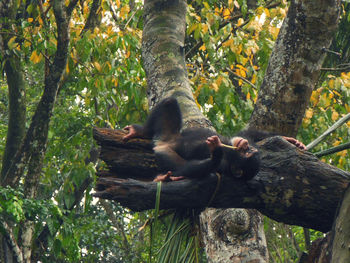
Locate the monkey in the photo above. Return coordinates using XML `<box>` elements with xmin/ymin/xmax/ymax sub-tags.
<box><xmin>123</xmin><ymin>97</ymin><xmax>306</xmax><ymax>182</ymax></box>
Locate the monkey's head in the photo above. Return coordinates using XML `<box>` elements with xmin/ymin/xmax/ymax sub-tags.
<box><xmin>221</xmin><ymin>137</ymin><xmax>260</xmax><ymax>180</ymax></box>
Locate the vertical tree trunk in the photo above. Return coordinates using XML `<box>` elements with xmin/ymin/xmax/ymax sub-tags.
<box><xmin>248</xmin><ymin>0</ymin><xmax>341</xmax><ymax>136</ymax></box>
<box><xmin>142</xmin><ymin>0</ymin><xmax>268</xmax><ymax>262</ymax></box>
<box><xmin>330</xmin><ymin>185</ymin><xmax>350</xmax><ymax>262</ymax></box>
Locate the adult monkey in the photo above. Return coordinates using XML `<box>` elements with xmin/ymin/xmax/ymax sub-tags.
<box><xmin>123</xmin><ymin>98</ymin><xmax>306</xmax><ymax>182</ymax></box>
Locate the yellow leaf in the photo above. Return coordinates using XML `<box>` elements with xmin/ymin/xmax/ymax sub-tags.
<box><xmin>120</xmin><ymin>5</ymin><xmax>130</xmax><ymax>19</ymax></box>
<box><xmin>66</xmin><ymin>62</ymin><xmax>70</xmax><ymax>74</ymax></box>
<box><xmin>211</xmin><ymin>82</ymin><xmax>219</xmax><ymax>92</ymax></box>
<box><xmin>305</xmin><ymin>109</ymin><xmax>313</xmax><ymax>119</ymax></box>
<box><xmin>115</xmin><ymin>0</ymin><xmax>121</xmax><ymax>8</ymax></box>
<box><xmin>187</xmin><ymin>24</ymin><xmax>198</xmax><ymax>35</ymax></box>
<box><xmin>7</xmin><ymin>36</ymin><xmax>17</xmax><ymax>49</ymax></box>
<box><xmin>28</xmin><ymin>18</ymin><xmax>33</xmax><ymax>23</ymax></box>
<box><xmin>201</xmin><ymin>23</ymin><xmax>208</xmax><ymax>34</ymax></box>
<box><xmin>228</xmin><ymin>0</ymin><xmax>234</xmax><ymax>9</ymax></box>
<box><xmin>199</xmin><ymin>44</ymin><xmax>206</xmax><ymax>51</ymax></box>
<box><xmin>223</xmin><ymin>8</ymin><xmax>231</xmax><ymax>19</ymax></box>
<box><xmin>328</xmin><ymin>79</ymin><xmax>334</xmax><ymax>89</ymax></box>
<box><xmin>24</xmin><ymin>41</ymin><xmax>31</xmax><ymax>48</ymax></box>
<box><xmin>216</xmin><ymin>76</ymin><xmax>223</xmax><ymax>87</ymax></box>
<box><xmin>331</xmin><ymin>111</ymin><xmax>339</xmax><ymax>121</ymax></box>
<box><xmin>333</xmin><ymin>140</ymin><xmax>341</xmax><ymax>147</ymax></box>
<box><xmin>264</xmin><ymin>8</ymin><xmax>270</xmax><ymax>17</ymax></box>
<box><xmin>222</xmin><ymin>39</ymin><xmax>233</xmax><ymax>48</ymax></box>
<box><xmin>106</xmin><ymin>61</ymin><xmax>112</xmax><ymax>71</ymax></box>
<box><xmin>240</xmin><ymin>69</ymin><xmax>246</xmax><ymax>78</ymax></box>
<box><xmin>30</xmin><ymin>50</ymin><xmax>43</xmax><ymax>64</ymax></box>
<box><xmin>345</xmin><ymin>104</ymin><xmax>350</xmax><ymax>113</ymax></box>
<box><xmin>236</xmin><ymin>18</ymin><xmax>244</xmax><ymax>27</ymax></box>
<box><xmin>94</xmin><ymin>61</ymin><xmax>101</xmax><ymax>72</ymax></box>
<box><xmin>83</xmin><ymin>2</ymin><xmax>89</xmax><ymax>14</ymax></box>
<box><xmin>246</xmin><ymin>92</ymin><xmax>251</xmax><ymax>100</ymax></box>
<box><xmin>251</xmin><ymin>74</ymin><xmax>256</xmax><ymax>84</ymax></box>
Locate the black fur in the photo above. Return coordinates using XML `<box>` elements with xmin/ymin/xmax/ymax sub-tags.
<box><xmin>125</xmin><ymin>98</ymin><xmax>265</xmax><ymax>180</ymax></box>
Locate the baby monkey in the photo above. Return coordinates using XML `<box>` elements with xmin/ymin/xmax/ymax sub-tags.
<box><xmin>123</xmin><ymin>98</ymin><xmax>305</xmax><ymax>182</ymax></box>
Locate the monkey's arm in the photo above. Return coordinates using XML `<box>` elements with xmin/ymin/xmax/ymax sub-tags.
<box><xmin>237</xmin><ymin>129</ymin><xmax>306</xmax><ymax>150</ymax></box>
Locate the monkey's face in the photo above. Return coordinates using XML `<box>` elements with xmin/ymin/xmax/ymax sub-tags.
<box><xmin>223</xmin><ymin>137</ymin><xmax>260</xmax><ymax>180</ymax></box>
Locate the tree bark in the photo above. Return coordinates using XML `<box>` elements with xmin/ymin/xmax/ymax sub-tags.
<box><xmin>142</xmin><ymin>0</ymin><xmax>209</xmax><ymax>128</ymax></box>
<box><xmin>141</xmin><ymin>0</ymin><xmax>269</xmax><ymax>261</ymax></box>
<box><xmin>93</xmin><ymin>128</ymin><xmax>350</xmax><ymax>233</ymax></box>
<box><xmin>248</xmin><ymin>0</ymin><xmax>341</xmax><ymax>136</ymax></box>
<box><xmin>329</xmin><ymin>185</ymin><xmax>350</xmax><ymax>262</ymax></box>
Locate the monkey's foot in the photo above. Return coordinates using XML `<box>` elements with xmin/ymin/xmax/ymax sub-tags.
<box><xmin>122</xmin><ymin>125</ymin><xmax>139</xmax><ymax>141</ymax></box>
<box><xmin>153</xmin><ymin>171</ymin><xmax>184</xmax><ymax>182</ymax></box>
<box><xmin>206</xmin><ymin>135</ymin><xmax>222</xmax><ymax>152</ymax></box>
<box><xmin>282</xmin><ymin>136</ymin><xmax>306</xmax><ymax>150</ymax></box>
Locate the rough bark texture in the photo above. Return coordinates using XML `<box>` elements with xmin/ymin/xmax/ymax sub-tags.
<box><xmin>248</xmin><ymin>0</ymin><xmax>341</xmax><ymax>136</ymax></box>
<box><xmin>0</xmin><ymin>1</ymin><xmax>28</xmax><ymax>262</ymax></box>
<box><xmin>141</xmin><ymin>1</ymin><xmax>269</xmax><ymax>261</ymax></box>
<box><xmin>93</xmin><ymin>128</ymin><xmax>350</xmax><ymax>233</ymax></box>
<box><xmin>142</xmin><ymin>0</ymin><xmax>209</xmax><ymax>128</ymax></box>
<box><xmin>199</xmin><ymin>208</ymin><xmax>267</xmax><ymax>263</ymax></box>
<box><xmin>330</xmin><ymin>185</ymin><xmax>350</xmax><ymax>262</ymax></box>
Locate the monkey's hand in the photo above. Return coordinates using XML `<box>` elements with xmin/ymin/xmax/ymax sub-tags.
<box><xmin>206</xmin><ymin>135</ymin><xmax>222</xmax><ymax>153</ymax></box>
<box><xmin>282</xmin><ymin>136</ymin><xmax>306</xmax><ymax>150</ymax></box>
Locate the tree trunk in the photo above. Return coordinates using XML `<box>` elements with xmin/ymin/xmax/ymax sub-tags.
<box><xmin>0</xmin><ymin>1</ymin><xmax>27</xmax><ymax>261</ymax></box>
<box><xmin>330</xmin><ymin>185</ymin><xmax>350</xmax><ymax>262</ymax></box>
<box><xmin>141</xmin><ymin>0</ymin><xmax>268</xmax><ymax>261</ymax></box>
<box><xmin>248</xmin><ymin>0</ymin><xmax>341</xmax><ymax>136</ymax></box>
<box><xmin>93</xmin><ymin>128</ymin><xmax>350</xmax><ymax>233</ymax></box>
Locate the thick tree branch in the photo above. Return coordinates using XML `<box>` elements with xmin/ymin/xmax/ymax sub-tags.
<box><xmin>93</xmin><ymin>128</ymin><xmax>350</xmax><ymax>232</ymax></box>
<box><xmin>0</xmin><ymin>0</ymin><xmax>27</xmax><ymax>183</ymax></box>
<box><xmin>248</xmin><ymin>0</ymin><xmax>341</xmax><ymax>136</ymax></box>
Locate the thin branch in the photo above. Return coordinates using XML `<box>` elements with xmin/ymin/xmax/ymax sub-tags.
<box><xmin>321</xmin><ymin>47</ymin><xmax>342</xmax><ymax>57</ymax></box>
<box><xmin>99</xmin><ymin>200</ymin><xmax>131</xmax><ymax>253</ymax></box>
<box><xmin>66</xmin><ymin>0</ymin><xmax>79</xmax><ymax>16</ymax></box>
<box><xmin>306</xmin><ymin>113</ymin><xmax>350</xmax><ymax>150</ymax></box>
<box><xmin>0</xmin><ymin>219</ymin><xmax>24</xmax><ymax>263</ymax></box>
<box><xmin>226</xmin><ymin>67</ymin><xmax>257</xmax><ymax>89</ymax></box>
<box><xmin>314</xmin><ymin>142</ymin><xmax>350</xmax><ymax>158</ymax></box>
<box><xmin>321</xmin><ymin>66</ymin><xmax>350</xmax><ymax>72</ymax></box>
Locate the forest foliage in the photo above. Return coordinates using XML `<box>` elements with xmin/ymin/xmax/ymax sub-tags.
<box><xmin>0</xmin><ymin>0</ymin><xmax>349</xmax><ymax>262</ymax></box>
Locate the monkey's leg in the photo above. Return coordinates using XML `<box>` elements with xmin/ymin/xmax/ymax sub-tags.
<box><xmin>123</xmin><ymin>98</ymin><xmax>182</xmax><ymax>141</ymax></box>
<box><xmin>153</xmin><ymin>144</ymin><xmax>186</xmax><ymax>182</ymax></box>
<box><xmin>143</xmin><ymin>97</ymin><xmax>182</xmax><ymax>140</ymax></box>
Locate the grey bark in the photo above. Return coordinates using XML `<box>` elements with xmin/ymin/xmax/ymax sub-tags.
<box><xmin>330</xmin><ymin>185</ymin><xmax>350</xmax><ymax>262</ymax></box>
<box><xmin>141</xmin><ymin>0</ymin><xmax>268</xmax><ymax>261</ymax></box>
<box><xmin>248</xmin><ymin>0</ymin><xmax>341</xmax><ymax>136</ymax></box>
<box><xmin>93</xmin><ymin>128</ymin><xmax>350</xmax><ymax>233</ymax></box>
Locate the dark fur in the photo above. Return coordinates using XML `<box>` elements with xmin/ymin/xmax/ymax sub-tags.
<box><xmin>124</xmin><ymin>97</ymin><xmax>270</xmax><ymax>181</ymax></box>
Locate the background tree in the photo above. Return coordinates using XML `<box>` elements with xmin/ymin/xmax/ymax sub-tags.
<box><xmin>0</xmin><ymin>0</ymin><xmax>349</xmax><ymax>263</ymax></box>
